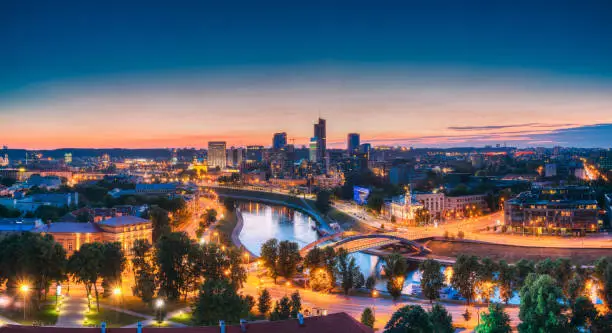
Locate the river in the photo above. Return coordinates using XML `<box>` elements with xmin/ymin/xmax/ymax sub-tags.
<box><xmin>238</xmin><ymin>202</ymin><xmax>600</xmax><ymax>305</ymax></box>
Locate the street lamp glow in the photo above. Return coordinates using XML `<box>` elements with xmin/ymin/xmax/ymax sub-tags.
<box><xmin>113</xmin><ymin>287</ymin><xmax>122</xmax><ymax>296</ymax></box>
<box><xmin>20</xmin><ymin>285</ymin><xmax>29</xmax><ymax>293</ymax></box>
<box><xmin>155</xmin><ymin>299</ymin><xmax>165</xmax><ymax>309</ymax></box>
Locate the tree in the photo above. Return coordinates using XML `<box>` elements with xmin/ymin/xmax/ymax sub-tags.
<box><xmin>419</xmin><ymin>259</ymin><xmax>444</xmax><ymax>304</ymax></box>
<box><xmin>497</xmin><ymin>260</ymin><xmax>515</xmax><ymax>304</ymax></box>
<box><xmin>361</xmin><ymin>307</ymin><xmax>375</xmax><ymax>328</ymax></box>
<box><xmin>277</xmin><ymin>240</ymin><xmax>301</xmax><ymax>280</ymax></box>
<box><xmin>566</xmin><ymin>274</ymin><xmax>586</xmax><ymax>306</ymax></box>
<box><xmin>204</xmin><ymin>208</ymin><xmax>217</xmax><ymax>224</ymax></box>
<box><xmin>366</xmin><ymin>276</ymin><xmax>376</xmax><ymax>290</ymax></box>
<box><xmin>100</xmin><ymin>242</ymin><xmax>126</xmax><ymax>297</ymax></box>
<box><xmin>513</xmin><ymin>259</ymin><xmax>534</xmax><ymax>289</ymax></box>
<box><xmin>68</xmin><ymin>242</ymin><xmax>105</xmax><ymax>311</ymax></box>
<box><xmin>290</xmin><ymin>291</ymin><xmax>302</xmax><ymax>318</ymax></box>
<box><xmin>384</xmin><ymin>305</ymin><xmax>433</xmax><ymax>333</ymax></box>
<box><xmin>270</xmin><ymin>296</ymin><xmax>292</xmax><ymax>321</ymax></box>
<box><xmin>428</xmin><ymin>303</ymin><xmax>453</xmax><ymax>333</ymax></box>
<box><xmin>0</xmin><ymin>233</ymin><xmax>67</xmax><ymax>309</ymax></box>
<box><xmin>304</xmin><ymin>246</ymin><xmax>337</xmax><ymax>283</ymax></box>
<box><xmin>475</xmin><ymin>303</ymin><xmax>511</xmax><ymax>333</ymax></box>
<box><xmin>309</xmin><ymin>268</ymin><xmax>333</xmax><ymax>292</ymax></box>
<box><xmin>260</xmin><ymin>239</ymin><xmax>280</xmax><ymax>282</ymax></box>
<box><xmin>477</xmin><ymin>257</ymin><xmax>498</xmax><ymax>304</ymax></box>
<box><xmin>191</xmin><ymin>278</ymin><xmax>251</xmax><ymax>325</ymax></box>
<box><xmin>315</xmin><ymin>190</ymin><xmax>331</xmax><ymax>214</ymax></box>
<box><xmin>131</xmin><ymin>240</ymin><xmax>156</xmax><ymax>303</ymax></box>
<box><xmin>518</xmin><ymin>274</ymin><xmax>570</xmax><ymax>333</ymax></box>
<box><xmin>383</xmin><ymin>253</ymin><xmax>408</xmax><ymax>301</ymax></box>
<box><xmin>155</xmin><ymin>232</ymin><xmax>194</xmax><ymax>300</ymax></box>
<box><xmin>451</xmin><ymin>255</ymin><xmax>481</xmax><ymax>307</ymax></box>
<box><xmin>257</xmin><ymin>289</ymin><xmax>272</xmax><ymax>316</ymax></box>
<box><xmin>148</xmin><ymin>206</ymin><xmax>171</xmax><ymax>241</ymax></box>
<box><xmin>366</xmin><ymin>194</ymin><xmax>384</xmax><ymax>213</ymax></box>
<box><xmin>336</xmin><ymin>248</ymin><xmax>360</xmax><ymax>295</ymax></box>
<box><xmin>570</xmin><ymin>296</ymin><xmax>597</xmax><ymax>329</ymax></box>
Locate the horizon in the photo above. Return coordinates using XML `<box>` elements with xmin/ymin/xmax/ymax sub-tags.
<box><xmin>2</xmin><ymin>1</ymin><xmax>612</xmax><ymax>149</ymax></box>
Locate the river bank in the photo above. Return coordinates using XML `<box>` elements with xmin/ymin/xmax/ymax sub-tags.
<box><xmin>425</xmin><ymin>239</ymin><xmax>612</xmax><ymax>265</ymax></box>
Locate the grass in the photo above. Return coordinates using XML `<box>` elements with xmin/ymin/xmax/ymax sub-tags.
<box><xmin>168</xmin><ymin>311</ymin><xmax>192</xmax><ymax>325</ymax></box>
<box><xmin>0</xmin><ymin>302</ymin><xmax>59</xmax><ymax>326</ymax></box>
<box><xmin>425</xmin><ymin>239</ymin><xmax>612</xmax><ymax>265</ymax></box>
<box><xmin>99</xmin><ymin>296</ymin><xmax>188</xmax><ymax>316</ymax></box>
<box><xmin>326</xmin><ymin>207</ymin><xmax>374</xmax><ymax>233</ymax></box>
<box><xmin>84</xmin><ymin>307</ymin><xmax>145</xmax><ymax>328</ymax></box>
<box><xmin>216</xmin><ymin>211</ymin><xmax>238</xmax><ymax>244</ymax></box>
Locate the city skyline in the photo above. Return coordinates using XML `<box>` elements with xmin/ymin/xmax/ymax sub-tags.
<box><xmin>2</xmin><ymin>1</ymin><xmax>612</xmax><ymax>149</ymax></box>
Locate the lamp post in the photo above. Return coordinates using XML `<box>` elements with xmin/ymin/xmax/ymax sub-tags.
<box><xmin>371</xmin><ymin>289</ymin><xmax>378</xmax><ymax>318</ymax></box>
<box><xmin>20</xmin><ymin>285</ymin><xmax>29</xmax><ymax>321</ymax></box>
<box><xmin>155</xmin><ymin>299</ymin><xmax>165</xmax><ymax>326</ymax></box>
<box><xmin>113</xmin><ymin>287</ymin><xmax>122</xmax><ymax>322</ymax></box>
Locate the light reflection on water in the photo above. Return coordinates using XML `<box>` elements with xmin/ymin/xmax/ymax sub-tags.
<box><xmin>238</xmin><ymin>202</ymin><xmax>319</xmax><ymax>256</ymax></box>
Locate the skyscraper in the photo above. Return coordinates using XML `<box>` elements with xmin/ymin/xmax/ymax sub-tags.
<box><xmin>207</xmin><ymin>141</ymin><xmax>227</xmax><ymax>169</ymax></box>
<box><xmin>347</xmin><ymin>133</ymin><xmax>360</xmax><ymax>155</ymax></box>
<box><xmin>272</xmin><ymin>132</ymin><xmax>287</xmax><ymax>151</ymax></box>
<box><xmin>309</xmin><ymin>137</ymin><xmax>318</xmax><ymax>163</ymax></box>
<box><xmin>313</xmin><ymin>118</ymin><xmax>326</xmax><ymax>163</ymax></box>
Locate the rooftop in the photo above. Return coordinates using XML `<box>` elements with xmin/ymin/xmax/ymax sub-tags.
<box><xmin>34</xmin><ymin>222</ymin><xmax>102</xmax><ymax>234</ymax></box>
<box><xmin>98</xmin><ymin>216</ymin><xmax>150</xmax><ymax>227</ymax></box>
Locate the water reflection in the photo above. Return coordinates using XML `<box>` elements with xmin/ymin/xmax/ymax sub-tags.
<box><xmin>238</xmin><ymin>202</ymin><xmax>319</xmax><ymax>256</ymax></box>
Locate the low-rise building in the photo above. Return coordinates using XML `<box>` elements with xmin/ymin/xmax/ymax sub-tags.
<box><xmin>34</xmin><ymin>216</ymin><xmax>152</xmax><ymax>255</ymax></box>
<box><xmin>414</xmin><ymin>192</ymin><xmax>488</xmax><ymax>219</ymax></box>
<box><xmin>504</xmin><ymin>186</ymin><xmax>599</xmax><ymax>235</ymax></box>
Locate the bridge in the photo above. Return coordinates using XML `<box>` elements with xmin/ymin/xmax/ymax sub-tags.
<box><xmin>300</xmin><ymin>231</ymin><xmax>432</xmax><ymax>256</ymax></box>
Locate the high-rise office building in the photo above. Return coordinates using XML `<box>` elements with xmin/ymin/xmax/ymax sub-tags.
<box><xmin>229</xmin><ymin>147</ymin><xmax>245</xmax><ymax>167</ymax></box>
<box><xmin>272</xmin><ymin>132</ymin><xmax>287</xmax><ymax>151</ymax></box>
<box><xmin>207</xmin><ymin>141</ymin><xmax>227</xmax><ymax>169</ymax></box>
<box><xmin>347</xmin><ymin>133</ymin><xmax>360</xmax><ymax>155</ymax></box>
<box><xmin>309</xmin><ymin>137</ymin><xmax>318</xmax><ymax>163</ymax></box>
<box><xmin>359</xmin><ymin>143</ymin><xmax>371</xmax><ymax>160</ymax></box>
<box><xmin>246</xmin><ymin>145</ymin><xmax>264</xmax><ymax>163</ymax></box>
<box><xmin>313</xmin><ymin>118</ymin><xmax>326</xmax><ymax>163</ymax></box>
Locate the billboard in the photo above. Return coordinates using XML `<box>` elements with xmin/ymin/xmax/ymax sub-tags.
<box><xmin>353</xmin><ymin>186</ymin><xmax>370</xmax><ymax>205</ymax></box>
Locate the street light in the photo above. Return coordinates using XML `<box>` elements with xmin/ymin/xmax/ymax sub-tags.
<box><xmin>285</xmin><ymin>281</ymin><xmax>291</xmax><ymax>295</ymax></box>
<box><xmin>155</xmin><ymin>299</ymin><xmax>165</xmax><ymax>326</ymax></box>
<box><xmin>371</xmin><ymin>289</ymin><xmax>378</xmax><ymax>318</ymax></box>
<box><xmin>20</xmin><ymin>285</ymin><xmax>29</xmax><ymax>321</ymax></box>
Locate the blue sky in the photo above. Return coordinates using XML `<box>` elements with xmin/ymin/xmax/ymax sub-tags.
<box><xmin>1</xmin><ymin>1</ymin><xmax>612</xmax><ymax>148</ymax></box>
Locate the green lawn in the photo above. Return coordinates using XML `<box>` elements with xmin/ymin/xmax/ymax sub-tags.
<box><xmin>0</xmin><ymin>302</ymin><xmax>59</xmax><ymax>326</ymax></box>
<box><xmin>168</xmin><ymin>311</ymin><xmax>192</xmax><ymax>325</ymax></box>
<box><xmin>99</xmin><ymin>296</ymin><xmax>188</xmax><ymax>316</ymax></box>
<box><xmin>84</xmin><ymin>308</ymin><xmax>145</xmax><ymax>328</ymax></box>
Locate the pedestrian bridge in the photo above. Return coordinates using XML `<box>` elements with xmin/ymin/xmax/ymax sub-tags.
<box><xmin>300</xmin><ymin>231</ymin><xmax>431</xmax><ymax>256</ymax></box>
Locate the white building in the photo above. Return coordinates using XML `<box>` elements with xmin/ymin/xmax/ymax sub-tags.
<box><xmin>208</xmin><ymin>141</ymin><xmax>227</xmax><ymax>169</ymax></box>
<box><xmin>386</xmin><ymin>188</ymin><xmax>424</xmax><ymax>223</ymax></box>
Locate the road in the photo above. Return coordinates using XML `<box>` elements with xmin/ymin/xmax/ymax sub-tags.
<box><xmin>333</xmin><ymin>201</ymin><xmax>612</xmax><ymax>249</ymax></box>
<box><xmin>240</xmin><ymin>275</ymin><xmax>519</xmax><ymax>331</ymax></box>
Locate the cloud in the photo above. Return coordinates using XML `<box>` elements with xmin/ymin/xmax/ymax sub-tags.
<box><xmin>447</xmin><ymin>123</ymin><xmax>578</xmax><ymax>131</ymax></box>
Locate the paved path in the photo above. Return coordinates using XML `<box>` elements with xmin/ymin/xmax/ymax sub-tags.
<box><xmin>121</xmin><ymin>308</ymin><xmax>188</xmax><ymax>328</ymax></box>
<box><xmin>0</xmin><ymin>313</ymin><xmax>19</xmax><ymax>326</ymax></box>
<box><xmin>56</xmin><ymin>296</ymin><xmax>88</xmax><ymax>327</ymax></box>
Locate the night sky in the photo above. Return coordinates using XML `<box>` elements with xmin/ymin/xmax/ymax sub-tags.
<box><xmin>2</xmin><ymin>1</ymin><xmax>612</xmax><ymax>148</ymax></box>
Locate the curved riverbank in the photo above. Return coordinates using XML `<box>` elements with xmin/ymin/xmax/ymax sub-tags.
<box><xmin>211</xmin><ymin>187</ymin><xmax>332</xmax><ymax>233</ymax></box>
<box><xmin>231</xmin><ymin>208</ymin><xmax>258</xmax><ymax>259</ymax></box>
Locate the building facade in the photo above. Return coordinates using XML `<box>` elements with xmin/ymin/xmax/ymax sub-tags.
<box><xmin>34</xmin><ymin>216</ymin><xmax>152</xmax><ymax>255</ymax></box>
<box><xmin>207</xmin><ymin>141</ymin><xmax>227</xmax><ymax>169</ymax></box>
<box><xmin>347</xmin><ymin>133</ymin><xmax>360</xmax><ymax>155</ymax></box>
<box><xmin>504</xmin><ymin>186</ymin><xmax>600</xmax><ymax>234</ymax></box>
<box><xmin>313</xmin><ymin>118</ymin><xmax>326</xmax><ymax>163</ymax></box>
